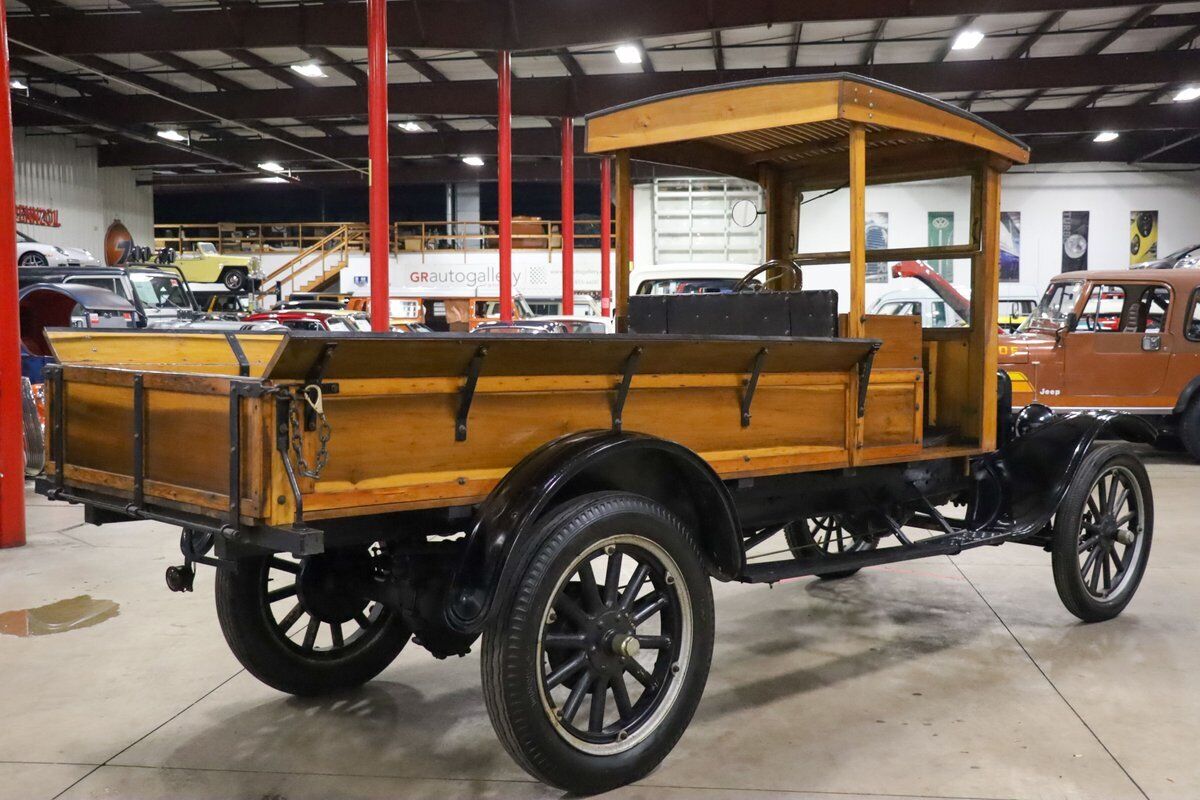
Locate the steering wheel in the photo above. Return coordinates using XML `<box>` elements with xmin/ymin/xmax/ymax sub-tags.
<box><xmin>732</xmin><ymin>259</ymin><xmax>804</xmax><ymax>293</ymax></box>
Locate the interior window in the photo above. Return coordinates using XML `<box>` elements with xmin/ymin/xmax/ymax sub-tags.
<box><xmin>930</xmin><ymin>301</ymin><xmax>947</xmax><ymax>328</ymax></box>
<box><xmin>1134</xmin><ymin>286</ymin><xmax>1170</xmax><ymax>333</ymax></box>
<box><xmin>1187</xmin><ymin>290</ymin><xmax>1200</xmax><ymax>341</ymax></box>
<box><xmin>1077</xmin><ymin>285</ymin><xmax>1126</xmax><ymax>332</ymax></box>
<box><xmin>65</xmin><ymin>277</ymin><xmax>118</xmax><ymax>294</ymax></box>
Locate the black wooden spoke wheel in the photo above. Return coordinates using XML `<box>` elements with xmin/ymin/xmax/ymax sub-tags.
<box><xmin>215</xmin><ymin>545</ymin><xmax>411</xmax><ymax>696</ymax></box>
<box><xmin>1052</xmin><ymin>444</ymin><xmax>1153</xmax><ymax>622</ymax></box>
<box><xmin>784</xmin><ymin>515</ymin><xmax>876</xmax><ymax>580</ymax></box>
<box><xmin>482</xmin><ymin>492</ymin><xmax>714</xmax><ymax>795</ymax></box>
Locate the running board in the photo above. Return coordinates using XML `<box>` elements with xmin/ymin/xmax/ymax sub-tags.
<box><xmin>738</xmin><ymin>524</ymin><xmax>1018</xmax><ymax>584</ymax></box>
<box><xmin>739</xmin><ymin>540</ymin><xmax>961</xmax><ymax>583</ymax></box>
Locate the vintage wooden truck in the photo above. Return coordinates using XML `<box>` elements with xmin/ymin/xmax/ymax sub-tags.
<box><xmin>37</xmin><ymin>75</ymin><xmax>1156</xmax><ymax>795</ymax></box>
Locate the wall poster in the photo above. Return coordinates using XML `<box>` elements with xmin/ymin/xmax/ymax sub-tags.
<box><xmin>927</xmin><ymin>211</ymin><xmax>954</xmax><ymax>280</ymax></box>
<box><xmin>1130</xmin><ymin>210</ymin><xmax>1159</xmax><ymax>265</ymax></box>
<box><xmin>1061</xmin><ymin>211</ymin><xmax>1089</xmax><ymax>272</ymax></box>
<box><xmin>865</xmin><ymin>211</ymin><xmax>889</xmax><ymax>283</ymax></box>
<box><xmin>1000</xmin><ymin>211</ymin><xmax>1021</xmax><ymax>283</ymax></box>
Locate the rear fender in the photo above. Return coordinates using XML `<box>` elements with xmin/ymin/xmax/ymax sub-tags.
<box><xmin>1174</xmin><ymin>375</ymin><xmax>1200</xmax><ymax>414</ymax></box>
<box><xmin>444</xmin><ymin>430</ymin><xmax>741</xmax><ymax>634</ymax></box>
<box><xmin>990</xmin><ymin>410</ymin><xmax>1156</xmax><ymax>536</ymax></box>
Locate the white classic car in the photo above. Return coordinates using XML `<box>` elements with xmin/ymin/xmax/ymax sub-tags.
<box><xmin>17</xmin><ymin>230</ymin><xmax>100</xmax><ymax>267</ymax></box>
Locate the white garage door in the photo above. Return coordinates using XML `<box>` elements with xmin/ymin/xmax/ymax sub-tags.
<box><xmin>651</xmin><ymin>178</ymin><xmax>764</xmax><ymax>264</ymax></box>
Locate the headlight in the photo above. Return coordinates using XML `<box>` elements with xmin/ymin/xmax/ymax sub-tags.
<box><xmin>53</xmin><ymin>246</ymin><xmax>66</xmax><ymax>255</ymax></box>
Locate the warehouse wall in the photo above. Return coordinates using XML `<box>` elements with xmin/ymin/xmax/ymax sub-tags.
<box><xmin>791</xmin><ymin>165</ymin><xmax>1200</xmax><ymax>309</ymax></box>
<box><xmin>13</xmin><ymin>130</ymin><xmax>154</xmax><ymax>258</ymax></box>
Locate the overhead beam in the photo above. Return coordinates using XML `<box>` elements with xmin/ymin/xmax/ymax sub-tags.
<box><xmin>92</xmin><ymin>103</ymin><xmax>1200</xmax><ymax>168</ymax></box>
<box><xmin>10</xmin><ymin>0</ymin><xmax>1176</xmax><ymax>55</ymax></box>
<box><xmin>40</xmin><ymin>50</ymin><xmax>1200</xmax><ymax>125</ymax></box>
<box><xmin>861</xmin><ymin>20</ymin><xmax>887</xmax><ymax>65</ymax></box>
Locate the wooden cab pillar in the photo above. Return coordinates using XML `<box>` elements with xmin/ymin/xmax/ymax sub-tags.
<box><xmin>967</xmin><ymin>165</ymin><xmax>1003</xmax><ymax>450</ymax></box>
<box><xmin>847</xmin><ymin>123</ymin><xmax>867</xmax><ymax>340</ymax></box>
<box><xmin>614</xmin><ymin>150</ymin><xmax>633</xmax><ymax>331</ymax></box>
<box><xmin>760</xmin><ymin>164</ymin><xmax>800</xmax><ymax>288</ymax></box>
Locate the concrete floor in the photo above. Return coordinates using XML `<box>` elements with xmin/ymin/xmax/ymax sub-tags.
<box><xmin>2</xmin><ymin>446</ymin><xmax>1197</xmax><ymax>800</ymax></box>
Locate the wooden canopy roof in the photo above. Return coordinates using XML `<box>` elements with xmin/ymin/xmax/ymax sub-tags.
<box><xmin>584</xmin><ymin>74</ymin><xmax>1031</xmax><ymax>187</ymax></box>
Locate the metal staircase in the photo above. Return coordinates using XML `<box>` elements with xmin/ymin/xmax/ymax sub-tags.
<box><xmin>261</xmin><ymin>224</ymin><xmax>365</xmax><ymax>297</ymax></box>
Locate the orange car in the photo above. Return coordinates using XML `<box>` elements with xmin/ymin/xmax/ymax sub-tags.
<box><xmin>999</xmin><ymin>268</ymin><xmax>1200</xmax><ymax>458</ymax></box>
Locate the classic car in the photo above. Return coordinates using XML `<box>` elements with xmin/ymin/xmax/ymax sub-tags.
<box><xmin>16</xmin><ymin>230</ymin><xmax>100</xmax><ymax>267</ymax></box>
<box><xmin>19</xmin><ymin>282</ymin><xmax>138</xmax><ymax>383</ymax></box>
<box><xmin>999</xmin><ymin>268</ymin><xmax>1200</xmax><ymax>458</ymax></box>
<box><xmin>1131</xmin><ymin>242</ymin><xmax>1200</xmax><ymax>271</ymax></box>
<box><xmin>36</xmin><ymin>76</ymin><xmax>1156</xmax><ymax>795</ymax></box>
<box><xmin>17</xmin><ymin>264</ymin><xmax>200</xmax><ymax>327</ymax></box>
<box><xmin>242</xmin><ymin>309</ymin><xmax>367</xmax><ymax>332</ymax></box>
<box><xmin>175</xmin><ymin>241</ymin><xmax>263</xmax><ymax>291</ymax></box>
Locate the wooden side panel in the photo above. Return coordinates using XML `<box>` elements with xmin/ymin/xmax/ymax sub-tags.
<box><xmin>302</xmin><ymin>372</ymin><xmax>852</xmax><ymax>517</ymax></box>
<box><xmin>862</xmin><ymin>314</ymin><xmax>922</xmax><ymax>370</ymax></box>
<box><xmin>145</xmin><ymin>390</ymin><xmax>231</xmax><ymax>496</ymax></box>
<box><xmin>929</xmin><ymin>336</ymin><xmax>972</xmax><ymax>434</ymax></box>
<box><xmin>860</xmin><ymin>369</ymin><xmax>923</xmax><ymax>460</ymax></box>
<box><xmin>48</xmin><ymin>331</ymin><xmax>287</xmax><ymax>377</ymax></box>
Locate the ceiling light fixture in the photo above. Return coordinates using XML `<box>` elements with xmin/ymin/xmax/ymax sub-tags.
<box><xmin>156</xmin><ymin>129</ymin><xmax>187</xmax><ymax>142</ymax></box>
<box><xmin>1093</xmin><ymin>131</ymin><xmax>1119</xmax><ymax>143</ymax></box>
<box><xmin>290</xmin><ymin>63</ymin><xmax>327</xmax><ymax>78</ymax></box>
<box><xmin>614</xmin><ymin>44</ymin><xmax>643</xmax><ymax>64</ymax></box>
<box><xmin>397</xmin><ymin>121</ymin><xmax>423</xmax><ymax>133</ymax></box>
<box><xmin>951</xmin><ymin>30</ymin><xmax>985</xmax><ymax>50</ymax></box>
<box><xmin>9</xmin><ymin>79</ymin><xmax>27</xmax><ymax>91</ymax></box>
<box><xmin>258</xmin><ymin>161</ymin><xmax>286</xmax><ymax>173</ymax></box>
<box><xmin>462</xmin><ymin>156</ymin><xmax>485</xmax><ymax>167</ymax></box>
<box><xmin>1173</xmin><ymin>86</ymin><xmax>1200</xmax><ymax>103</ymax></box>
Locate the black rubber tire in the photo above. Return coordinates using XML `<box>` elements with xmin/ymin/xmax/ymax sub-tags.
<box><xmin>215</xmin><ymin>552</ymin><xmax>411</xmax><ymax>696</ymax></box>
<box><xmin>481</xmin><ymin>491</ymin><xmax>714</xmax><ymax>795</ymax></box>
<box><xmin>1177</xmin><ymin>400</ymin><xmax>1200</xmax><ymax>462</ymax></box>
<box><xmin>221</xmin><ymin>267</ymin><xmax>248</xmax><ymax>291</ymax></box>
<box><xmin>1051</xmin><ymin>443</ymin><xmax>1153</xmax><ymax>623</ymax></box>
<box><xmin>784</xmin><ymin>516</ymin><xmax>875</xmax><ymax>580</ymax></box>
<box><xmin>19</xmin><ymin>251</ymin><xmax>48</xmax><ymax>266</ymax></box>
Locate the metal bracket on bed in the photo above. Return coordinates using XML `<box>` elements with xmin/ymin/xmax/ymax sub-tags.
<box><xmin>224</xmin><ymin>332</ymin><xmax>250</xmax><ymax>377</ymax></box>
<box><xmin>130</xmin><ymin>374</ymin><xmax>145</xmax><ymax>513</ymax></box>
<box><xmin>456</xmin><ymin>345</ymin><xmax>488</xmax><ymax>442</ymax></box>
<box><xmin>275</xmin><ymin>392</ymin><xmax>305</xmax><ymax>526</ymax></box>
<box><xmin>612</xmin><ymin>346</ymin><xmax>643</xmax><ymax>433</ymax></box>
<box><xmin>741</xmin><ymin>348</ymin><xmax>767</xmax><ymax>428</ymax></box>
<box><xmin>856</xmin><ymin>343</ymin><xmax>881</xmax><ymax>418</ymax></box>
<box><xmin>49</xmin><ymin>365</ymin><xmax>66</xmax><ymax>497</ymax></box>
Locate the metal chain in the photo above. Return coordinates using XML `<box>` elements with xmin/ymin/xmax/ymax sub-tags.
<box><xmin>289</xmin><ymin>387</ymin><xmax>331</xmax><ymax>480</ymax></box>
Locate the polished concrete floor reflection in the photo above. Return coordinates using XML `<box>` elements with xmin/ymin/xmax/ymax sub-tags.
<box><xmin>2</xmin><ymin>445</ymin><xmax>1197</xmax><ymax>800</ymax></box>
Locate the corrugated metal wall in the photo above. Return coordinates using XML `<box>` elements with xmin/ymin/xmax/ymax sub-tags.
<box><xmin>13</xmin><ymin>130</ymin><xmax>153</xmax><ymax>258</ymax></box>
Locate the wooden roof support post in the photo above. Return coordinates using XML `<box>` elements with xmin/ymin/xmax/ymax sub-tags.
<box><xmin>614</xmin><ymin>150</ymin><xmax>632</xmax><ymax>331</ymax></box>
<box><xmin>760</xmin><ymin>163</ymin><xmax>799</xmax><ymax>288</ymax></box>
<box><xmin>968</xmin><ymin>166</ymin><xmax>1002</xmax><ymax>450</ymax></box>
<box><xmin>847</xmin><ymin>123</ymin><xmax>867</xmax><ymax>340</ymax></box>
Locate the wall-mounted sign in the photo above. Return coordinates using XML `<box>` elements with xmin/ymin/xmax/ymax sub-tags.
<box><xmin>1061</xmin><ymin>211</ymin><xmax>1089</xmax><ymax>272</ymax></box>
<box><xmin>16</xmin><ymin>204</ymin><xmax>60</xmax><ymax>228</ymax></box>
<box><xmin>103</xmin><ymin>218</ymin><xmax>134</xmax><ymax>266</ymax></box>
<box><xmin>1130</xmin><ymin>210</ymin><xmax>1158</xmax><ymax>265</ymax></box>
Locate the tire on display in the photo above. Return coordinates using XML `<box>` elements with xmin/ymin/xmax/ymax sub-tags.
<box><xmin>1051</xmin><ymin>443</ymin><xmax>1153</xmax><ymax>623</ymax></box>
<box><xmin>215</xmin><ymin>547</ymin><xmax>411</xmax><ymax>696</ymax></box>
<box><xmin>221</xmin><ymin>267</ymin><xmax>248</xmax><ymax>291</ymax></box>
<box><xmin>1177</xmin><ymin>399</ymin><xmax>1200</xmax><ymax>463</ymax></box>
<box><xmin>784</xmin><ymin>515</ymin><xmax>876</xmax><ymax>580</ymax></box>
<box><xmin>482</xmin><ymin>491</ymin><xmax>715</xmax><ymax>795</ymax></box>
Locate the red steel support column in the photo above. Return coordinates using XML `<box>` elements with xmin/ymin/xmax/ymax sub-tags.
<box><xmin>366</xmin><ymin>0</ymin><xmax>389</xmax><ymax>332</ymax></box>
<box><xmin>497</xmin><ymin>50</ymin><xmax>513</xmax><ymax>323</ymax></box>
<box><xmin>560</xmin><ymin>117</ymin><xmax>574</xmax><ymax>316</ymax></box>
<box><xmin>0</xmin><ymin>0</ymin><xmax>25</xmax><ymax>548</ymax></box>
<box><xmin>599</xmin><ymin>157</ymin><xmax>612</xmax><ymax>317</ymax></box>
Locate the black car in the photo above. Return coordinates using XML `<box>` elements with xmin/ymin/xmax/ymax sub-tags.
<box><xmin>17</xmin><ymin>264</ymin><xmax>200</xmax><ymax>327</ymax></box>
<box><xmin>1133</xmin><ymin>242</ymin><xmax>1200</xmax><ymax>270</ymax></box>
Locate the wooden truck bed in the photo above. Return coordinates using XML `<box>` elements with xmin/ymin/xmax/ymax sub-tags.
<box><xmin>43</xmin><ymin>328</ymin><xmax>929</xmax><ymax>534</ymax></box>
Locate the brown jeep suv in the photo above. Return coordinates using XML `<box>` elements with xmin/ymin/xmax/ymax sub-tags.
<box><xmin>999</xmin><ymin>268</ymin><xmax>1200</xmax><ymax>458</ymax></box>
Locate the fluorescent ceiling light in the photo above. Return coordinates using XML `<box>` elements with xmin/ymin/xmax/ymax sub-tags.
<box><xmin>290</xmin><ymin>63</ymin><xmax>327</xmax><ymax>78</ymax></box>
<box><xmin>1173</xmin><ymin>86</ymin><xmax>1200</xmax><ymax>103</ymax></box>
<box><xmin>156</xmin><ymin>129</ymin><xmax>187</xmax><ymax>142</ymax></box>
<box><xmin>258</xmin><ymin>161</ymin><xmax>286</xmax><ymax>173</ymax></box>
<box><xmin>951</xmin><ymin>30</ymin><xmax>985</xmax><ymax>50</ymax></box>
<box><xmin>1093</xmin><ymin>131</ymin><xmax>1119</xmax><ymax>143</ymax></box>
<box><xmin>397</xmin><ymin>121</ymin><xmax>423</xmax><ymax>133</ymax></box>
<box><xmin>9</xmin><ymin>79</ymin><xmax>26</xmax><ymax>91</ymax></box>
<box><xmin>614</xmin><ymin>44</ymin><xmax>642</xmax><ymax>64</ymax></box>
<box><xmin>462</xmin><ymin>156</ymin><xmax>485</xmax><ymax>167</ymax></box>
<box><xmin>257</xmin><ymin>176</ymin><xmax>289</xmax><ymax>183</ymax></box>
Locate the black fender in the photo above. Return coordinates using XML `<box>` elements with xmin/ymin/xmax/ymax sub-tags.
<box><xmin>987</xmin><ymin>410</ymin><xmax>1156</xmax><ymax>538</ymax></box>
<box><xmin>444</xmin><ymin>430</ymin><xmax>741</xmax><ymax>634</ymax></box>
<box><xmin>1173</xmin><ymin>375</ymin><xmax>1200</xmax><ymax>414</ymax></box>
